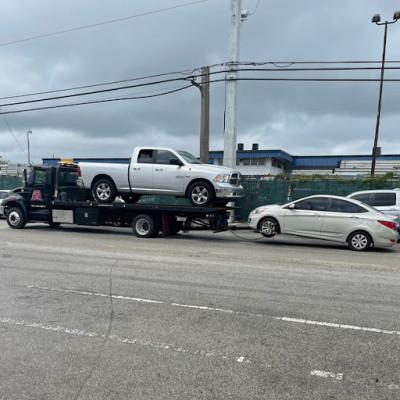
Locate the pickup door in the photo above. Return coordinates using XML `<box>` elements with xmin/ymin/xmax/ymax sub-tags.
<box><xmin>129</xmin><ymin>149</ymin><xmax>186</xmax><ymax>194</ymax></box>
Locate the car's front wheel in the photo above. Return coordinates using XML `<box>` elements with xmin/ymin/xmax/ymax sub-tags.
<box><xmin>187</xmin><ymin>181</ymin><xmax>215</xmax><ymax>207</ymax></box>
<box><xmin>258</xmin><ymin>217</ymin><xmax>279</xmax><ymax>238</ymax></box>
<box><xmin>347</xmin><ymin>231</ymin><xmax>371</xmax><ymax>251</ymax></box>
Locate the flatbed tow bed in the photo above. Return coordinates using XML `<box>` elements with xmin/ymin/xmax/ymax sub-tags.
<box><xmin>50</xmin><ymin>200</ymin><xmax>234</xmax><ymax>237</ymax></box>
<box><xmin>1</xmin><ymin>163</ymin><xmax>237</xmax><ymax>238</ymax></box>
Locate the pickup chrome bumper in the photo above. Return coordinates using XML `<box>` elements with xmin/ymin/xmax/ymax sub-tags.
<box><xmin>213</xmin><ymin>183</ymin><xmax>244</xmax><ymax>199</ymax></box>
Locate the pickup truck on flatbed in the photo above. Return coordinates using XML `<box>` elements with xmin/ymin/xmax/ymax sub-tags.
<box><xmin>78</xmin><ymin>147</ymin><xmax>244</xmax><ymax>207</ymax></box>
<box><xmin>0</xmin><ymin>163</ymin><xmax>233</xmax><ymax>238</ymax></box>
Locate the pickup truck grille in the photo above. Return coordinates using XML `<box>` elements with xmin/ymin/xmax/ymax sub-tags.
<box><xmin>229</xmin><ymin>173</ymin><xmax>241</xmax><ymax>185</ymax></box>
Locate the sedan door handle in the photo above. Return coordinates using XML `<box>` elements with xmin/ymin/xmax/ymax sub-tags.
<box><xmin>132</xmin><ymin>167</ymin><xmax>140</xmax><ymax>171</ymax></box>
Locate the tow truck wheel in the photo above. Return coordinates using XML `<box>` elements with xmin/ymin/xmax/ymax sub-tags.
<box><xmin>188</xmin><ymin>181</ymin><xmax>215</xmax><ymax>207</ymax></box>
<box><xmin>132</xmin><ymin>214</ymin><xmax>159</xmax><ymax>238</ymax></box>
<box><xmin>93</xmin><ymin>178</ymin><xmax>117</xmax><ymax>203</ymax></box>
<box><xmin>6</xmin><ymin>207</ymin><xmax>26</xmax><ymax>229</ymax></box>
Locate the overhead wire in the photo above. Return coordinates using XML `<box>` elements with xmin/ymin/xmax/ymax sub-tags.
<box><xmin>0</xmin><ymin>0</ymin><xmax>211</xmax><ymax>47</ymax></box>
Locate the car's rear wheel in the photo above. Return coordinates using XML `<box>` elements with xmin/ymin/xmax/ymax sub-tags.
<box><xmin>93</xmin><ymin>178</ymin><xmax>117</xmax><ymax>203</ymax></box>
<box><xmin>258</xmin><ymin>217</ymin><xmax>279</xmax><ymax>238</ymax></box>
<box><xmin>347</xmin><ymin>231</ymin><xmax>371</xmax><ymax>251</ymax></box>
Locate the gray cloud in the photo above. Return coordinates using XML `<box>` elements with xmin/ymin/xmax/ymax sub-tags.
<box><xmin>1</xmin><ymin>0</ymin><xmax>400</xmax><ymax>164</ymax></box>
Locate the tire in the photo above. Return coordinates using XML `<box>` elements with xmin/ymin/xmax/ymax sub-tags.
<box><xmin>258</xmin><ymin>217</ymin><xmax>279</xmax><ymax>238</ymax></box>
<box><xmin>187</xmin><ymin>181</ymin><xmax>215</xmax><ymax>207</ymax></box>
<box><xmin>6</xmin><ymin>207</ymin><xmax>26</xmax><ymax>229</ymax></box>
<box><xmin>132</xmin><ymin>214</ymin><xmax>159</xmax><ymax>238</ymax></box>
<box><xmin>48</xmin><ymin>221</ymin><xmax>61</xmax><ymax>227</ymax></box>
<box><xmin>92</xmin><ymin>178</ymin><xmax>117</xmax><ymax>203</ymax></box>
<box><xmin>121</xmin><ymin>194</ymin><xmax>141</xmax><ymax>204</ymax></box>
<box><xmin>347</xmin><ymin>231</ymin><xmax>371</xmax><ymax>251</ymax></box>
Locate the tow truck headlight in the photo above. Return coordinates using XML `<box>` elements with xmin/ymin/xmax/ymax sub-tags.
<box><xmin>214</xmin><ymin>174</ymin><xmax>230</xmax><ymax>183</ymax></box>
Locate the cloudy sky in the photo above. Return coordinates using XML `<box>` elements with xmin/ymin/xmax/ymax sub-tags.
<box><xmin>1</xmin><ymin>0</ymin><xmax>400</xmax><ymax>164</ymax></box>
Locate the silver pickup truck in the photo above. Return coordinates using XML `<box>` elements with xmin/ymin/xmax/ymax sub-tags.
<box><xmin>79</xmin><ymin>147</ymin><xmax>244</xmax><ymax>207</ymax></box>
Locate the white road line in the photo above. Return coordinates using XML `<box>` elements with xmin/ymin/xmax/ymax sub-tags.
<box><xmin>0</xmin><ymin>316</ymin><xmax>249</xmax><ymax>364</ymax></box>
<box><xmin>276</xmin><ymin>317</ymin><xmax>400</xmax><ymax>336</ymax></box>
<box><xmin>27</xmin><ymin>285</ymin><xmax>400</xmax><ymax>337</ymax></box>
<box><xmin>27</xmin><ymin>285</ymin><xmax>163</xmax><ymax>304</ymax></box>
<box><xmin>311</xmin><ymin>370</ymin><xmax>344</xmax><ymax>381</ymax></box>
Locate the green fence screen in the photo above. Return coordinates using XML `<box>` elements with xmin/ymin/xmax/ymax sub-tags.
<box><xmin>1</xmin><ymin>175</ymin><xmax>399</xmax><ymax>222</ymax></box>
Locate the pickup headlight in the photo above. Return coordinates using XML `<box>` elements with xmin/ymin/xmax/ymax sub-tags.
<box><xmin>214</xmin><ymin>174</ymin><xmax>230</xmax><ymax>183</ymax></box>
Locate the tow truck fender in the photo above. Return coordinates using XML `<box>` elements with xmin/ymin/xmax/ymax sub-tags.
<box><xmin>2</xmin><ymin>196</ymin><xmax>28</xmax><ymax>221</ymax></box>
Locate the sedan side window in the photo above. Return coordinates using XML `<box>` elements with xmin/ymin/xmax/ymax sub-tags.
<box><xmin>294</xmin><ymin>197</ymin><xmax>328</xmax><ymax>211</ymax></box>
<box><xmin>373</xmin><ymin>193</ymin><xmax>396</xmax><ymax>207</ymax></box>
<box><xmin>329</xmin><ymin>198</ymin><xmax>366</xmax><ymax>213</ymax></box>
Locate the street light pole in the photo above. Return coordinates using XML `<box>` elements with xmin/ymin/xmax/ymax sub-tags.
<box><xmin>27</xmin><ymin>130</ymin><xmax>32</xmax><ymax>165</ymax></box>
<box><xmin>370</xmin><ymin>11</ymin><xmax>399</xmax><ymax>176</ymax></box>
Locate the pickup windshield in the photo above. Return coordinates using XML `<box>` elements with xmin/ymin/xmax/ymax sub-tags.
<box><xmin>177</xmin><ymin>150</ymin><xmax>202</xmax><ymax>164</ymax></box>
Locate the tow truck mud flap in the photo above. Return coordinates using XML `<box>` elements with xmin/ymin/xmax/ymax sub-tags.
<box><xmin>52</xmin><ymin>209</ymin><xmax>74</xmax><ymax>224</ymax></box>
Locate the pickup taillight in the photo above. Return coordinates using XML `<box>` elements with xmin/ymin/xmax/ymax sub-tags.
<box><xmin>378</xmin><ymin>220</ymin><xmax>396</xmax><ymax>229</ymax></box>
<box><xmin>78</xmin><ymin>166</ymin><xmax>81</xmax><ymax>177</ymax></box>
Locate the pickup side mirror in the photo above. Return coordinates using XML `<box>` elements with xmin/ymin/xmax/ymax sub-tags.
<box><xmin>169</xmin><ymin>157</ymin><xmax>183</xmax><ymax>166</ymax></box>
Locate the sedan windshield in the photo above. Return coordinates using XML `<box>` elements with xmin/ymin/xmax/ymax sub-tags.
<box><xmin>177</xmin><ymin>150</ymin><xmax>203</xmax><ymax>164</ymax></box>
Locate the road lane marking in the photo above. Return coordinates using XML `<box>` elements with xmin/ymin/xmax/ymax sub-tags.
<box><xmin>27</xmin><ymin>285</ymin><xmax>163</xmax><ymax>304</ymax></box>
<box><xmin>276</xmin><ymin>317</ymin><xmax>400</xmax><ymax>336</ymax></box>
<box><xmin>27</xmin><ymin>285</ymin><xmax>400</xmax><ymax>337</ymax></box>
<box><xmin>311</xmin><ymin>370</ymin><xmax>343</xmax><ymax>381</ymax></box>
<box><xmin>0</xmin><ymin>316</ymin><xmax>250</xmax><ymax>364</ymax></box>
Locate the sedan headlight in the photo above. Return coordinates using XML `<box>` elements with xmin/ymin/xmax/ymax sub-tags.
<box><xmin>214</xmin><ymin>174</ymin><xmax>230</xmax><ymax>183</ymax></box>
<box><xmin>250</xmin><ymin>208</ymin><xmax>265</xmax><ymax>215</ymax></box>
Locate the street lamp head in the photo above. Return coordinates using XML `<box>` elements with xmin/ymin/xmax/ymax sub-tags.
<box><xmin>372</xmin><ymin>14</ymin><xmax>381</xmax><ymax>23</ymax></box>
<box><xmin>393</xmin><ymin>10</ymin><xmax>400</xmax><ymax>21</ymax></box>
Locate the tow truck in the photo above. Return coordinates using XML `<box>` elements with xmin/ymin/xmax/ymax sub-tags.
<box><xmin>0</xmin><ymin>163</ymin><xmax>233</xmax><ymax>238</ymax></box>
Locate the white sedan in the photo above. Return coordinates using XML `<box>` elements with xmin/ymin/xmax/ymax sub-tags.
<box><xmin>248</xmin><ymin>195</ymin><xmax>399</xmax><ymax>251</ymax></box>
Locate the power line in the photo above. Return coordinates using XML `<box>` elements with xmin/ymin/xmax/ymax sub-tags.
<box><xmin>0</xmin><ymin>84</ymin><xmax>193</xmax><ymax>115</ymax></box>
<box><xmin>0</xmin><ymin>0</ymin><xmax>211</xmax><ymax>47</ymax></box>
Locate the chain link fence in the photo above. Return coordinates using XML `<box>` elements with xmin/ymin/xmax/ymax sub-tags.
<box><xmin>1</xmin><ymin>175</ymin><xmax>399</xmax><ymax>222</ymax></box>
<box><xmin>234</xmin><ymin>177</ymin><xmax>400</xmax><ymax>220</ymax></box>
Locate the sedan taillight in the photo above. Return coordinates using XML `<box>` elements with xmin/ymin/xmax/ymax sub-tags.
<box><xmin>378</xmin><ymin>220</ymin><xmax>396</xmax><ymax>230</ymax></box>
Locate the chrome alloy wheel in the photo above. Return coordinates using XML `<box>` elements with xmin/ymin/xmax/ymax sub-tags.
<box><xmin>96</xmin><ymin>183</ymin><xmax>112</xmax><ymax>201</ymax></box>
<box><xmin>191</xmin><ymin>186</ymin><xmax>209</xmax><ymax>206</ymax></box>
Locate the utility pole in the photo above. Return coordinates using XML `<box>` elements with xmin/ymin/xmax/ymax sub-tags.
<box><xmin>27</xmin><ymin>130</ymin><xmax>32</xmax><ymax>165</ymax></box>
<box><xmin>370</xmin><ymin>11</ymin><xmax>400</xmax><ymax>175</ymax></box>
<box><xmin>199</xmin><ymin>66</ymin><xmax>210</xmax><ymax>163</ymax></box>
<box><xmin>223</xmin><ymin>0</ymin><xmax>242</xmax><ymax>169</ymax></box>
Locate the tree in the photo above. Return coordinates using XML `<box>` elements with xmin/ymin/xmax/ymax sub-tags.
<box><xmin>0</xmin><ymin>155</ymin><xmax>10</xmax><ymax>165</ymax></box>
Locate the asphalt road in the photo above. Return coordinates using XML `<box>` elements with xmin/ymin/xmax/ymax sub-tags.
<box><xmin>1</xmin><ymin>219</ymin><xmax>400</xmax><ymax>399</ymax></box>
